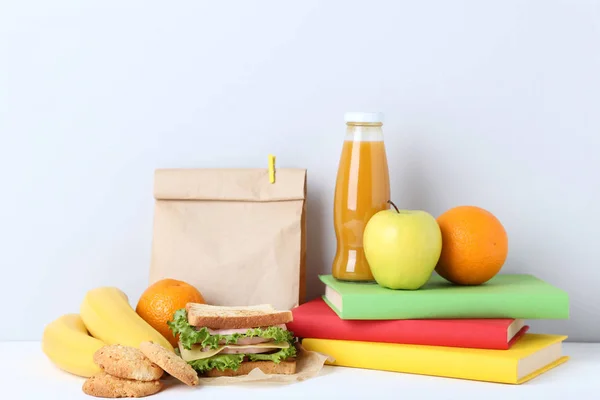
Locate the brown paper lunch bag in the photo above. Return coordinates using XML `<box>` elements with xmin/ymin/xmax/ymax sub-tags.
<box><xmin>148</xmin><ymin>168</ymin><xmax>307</xmax><ymax>311</ymax></box>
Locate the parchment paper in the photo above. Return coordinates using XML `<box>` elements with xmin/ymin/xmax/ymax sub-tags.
<box><xmin>148</xmin><ymin>168</ymin><xmax>307</xmax><ymax>311</ymax></box>
<box><xmin>196</xmin><ymin>344</ymin><xmax>334</xmax><ymax>385</ymax></box>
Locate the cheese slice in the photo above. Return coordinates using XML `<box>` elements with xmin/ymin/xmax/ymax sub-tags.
<box><xmin>179</xmin><ymin>341</ymin><xmax>290</xmax><ymax>361</ymax></box>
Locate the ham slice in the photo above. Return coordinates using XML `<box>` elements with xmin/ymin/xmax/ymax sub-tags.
<box><xmin>207</xmin><ymin>324</ymin><xmax>287</xmax><ymax>336</ymax></box>
<box><xmin>226</xmin><ymin>337</ymin><xmax>269</xmax><ymax>345</ymax></box>
<box><xmin>180</xmin><ymin>340</ymin><xmax>291</xmax><ymax>361</ymax></box>
<box><xmin>219</xmin><ymin>346</ymin><xmax>274</xmax><ymax>354</ymax></box>
<box><xmin>194</xmin><ymin>324</ymin><xmax>289</xmax><ymax>346</ymax></box>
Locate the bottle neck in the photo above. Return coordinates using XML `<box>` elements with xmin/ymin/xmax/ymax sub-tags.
<box><xmin>345</xmin><ymin>122</ymin><xmax>384</xmax><ymax>142</ymax></box>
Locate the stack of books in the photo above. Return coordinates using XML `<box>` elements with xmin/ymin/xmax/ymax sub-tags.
<box><xmin>288</xmin><ymin>273</ymin><xmax>570</xmax><ymax>384</ymax></box>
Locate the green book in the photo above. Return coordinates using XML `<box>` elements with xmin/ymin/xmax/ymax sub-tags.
<box><xmin>320</xmin><ymin>273</ymin><xmax>569</xmax><ymax>320</ymax></box>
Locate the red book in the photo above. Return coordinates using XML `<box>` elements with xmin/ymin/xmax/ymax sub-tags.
<box><xmin>287</xmin><ymin>298</ymin><xmax>529</xmax><ymax>350</ymax></box>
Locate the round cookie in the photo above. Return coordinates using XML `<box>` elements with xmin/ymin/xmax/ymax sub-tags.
<box><xmin>93</xmin><ymin>344</ymin><xmax>164</xmax><ymax>381</ymax></box>
<box><xmin>139</xmin><ymin>341</ymin><xmax>199</xmax><ymax>386</ymax></box>
<box><xmin>82</xmin><ymin>372</ymin><xmax>163</xmax><ymax>398</ymax></box>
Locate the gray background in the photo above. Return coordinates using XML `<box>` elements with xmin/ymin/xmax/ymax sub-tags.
<box><xmin>1</xmin><ymin>0</ymin><xmax>598</xmax><ymax>342</ymax></box>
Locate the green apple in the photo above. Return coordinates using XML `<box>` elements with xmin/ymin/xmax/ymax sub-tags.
<box><xmin>363</xmin><ymin>201</ymin><xmax>442</xmax><ymax>290</ymax></box>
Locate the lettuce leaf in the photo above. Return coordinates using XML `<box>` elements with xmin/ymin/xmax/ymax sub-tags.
<box><xmin>247</xmin><ymin>343</ymin><xmax>297</xmax><ymax>363</ymax></box>
<box><xmin>167</xmin><ymin>308</ymin><xmax>294</xmax><ymax>350</ymax></box>
<box><xmin>167</xmin><ymin>309</ymin><xmax>220</xmax><ymax>350</ymax></box>
<box><xmin>227</xmin><ymin>326</ymin><xmax>293</xmax><ymax>345</ymax></box>
<box><xmin>188</xmin><ymin>354</ymin><xmax>245</xmax><ymax>374</ymax></box>
<box><xmin>187</xmin><ymin>345</ymin><xmax>297</xmax><ymax>374</ymax></box>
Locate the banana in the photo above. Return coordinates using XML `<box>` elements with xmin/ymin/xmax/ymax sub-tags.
<box><xmin>80</xmin><ymin>286</ymin><xmax>174</xmax><ymax>352</ymax></box>
<box><xmin>41</xmin><ymin>313</ymin><xmax>106</xmax><ymax>377</ymax></box>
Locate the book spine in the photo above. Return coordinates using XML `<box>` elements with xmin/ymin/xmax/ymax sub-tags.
<box><xmin>302</xmin><ymin>338</ymin><xmax>517</xmax><ymax>384</ymax></box>
<box><xmin>342</xmin><ymin>293</ymin><xmax>568</xmax><ymax>320</ymax></box>
<box><xmin>290</xmin><ymin>318</ymin><xmax>511</xmax><ymax>350</ymax></box>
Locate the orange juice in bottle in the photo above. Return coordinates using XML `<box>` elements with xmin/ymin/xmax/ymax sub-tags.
<box><xmin>332</xmin><ymin>112</ymin><xmax>390</xmax><ymax>281</ymax></box>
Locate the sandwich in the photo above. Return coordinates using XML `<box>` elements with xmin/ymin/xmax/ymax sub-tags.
<box><xmin>167</xmin><ymin>303</ymin><xmax>298</xmax><ymax>377</ymax></box>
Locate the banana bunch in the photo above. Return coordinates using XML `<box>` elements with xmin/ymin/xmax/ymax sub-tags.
<box><xmin>80</xmin><ymin>287</ymin><xmax>174</xmax><ymax>351</ymax></box>
<box><xmin>42</xmin><ymin>287</ymin><xmax>174</xmax><ymax>378</ymax></box>
<box><xmin>42</xmin><ymin>314</ymin><xmax>105</xmax><ymax>377</ymax></box>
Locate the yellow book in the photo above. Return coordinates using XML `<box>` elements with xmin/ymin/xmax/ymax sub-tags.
<box><xmin>302</xmin><ymin>333</ymin><xmax>569</xmax><ymax>384</ymax></box>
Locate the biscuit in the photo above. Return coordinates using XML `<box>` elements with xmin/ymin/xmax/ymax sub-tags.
<box><xmin>82</xmin><ymin>372</ymin><xmax>162</xmax><ymax>398</ymax></box>
<box><xmin>139</xmin><ymin>341</ymin><xmax>199</xmax><ymax>387</ymax></box>
<box><xmin>93</xmin><ymin>345</ymin><xmax>164</xmax><ymax>381</ymax></box>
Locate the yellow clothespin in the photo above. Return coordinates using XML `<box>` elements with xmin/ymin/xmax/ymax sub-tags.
<box><xmin>268</xmin><ymin>154</ymin><xmax>276</xmax><ymax>183</ymax></box>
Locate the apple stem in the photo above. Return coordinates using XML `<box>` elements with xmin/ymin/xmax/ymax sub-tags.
<box><xmin>387</xmin><ymin>200</ymin><xmax>400</xmax><ymax>213</ymax></box>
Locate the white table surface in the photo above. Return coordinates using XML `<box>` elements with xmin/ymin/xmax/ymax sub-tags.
<box><xmin>2</xmin><ymin>341</ymin><xmax>599</xmax><ymax>400</ymax></box>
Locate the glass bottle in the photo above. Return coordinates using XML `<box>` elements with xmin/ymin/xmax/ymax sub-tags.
<box><xmin>332</xmin><ymin>112</ymin><xmax>390</xmax><ymax>281</ymax></box>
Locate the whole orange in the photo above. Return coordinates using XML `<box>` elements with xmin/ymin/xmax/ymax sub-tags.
<box><xmin>435</xmin><ymin>205</ymin><xmax>508</xmax><ymax>285</ymax></box>
<box><xmin>135</xmin><ymin>279</ymin><xmax>205</xmax><ymax>346</ymax></box>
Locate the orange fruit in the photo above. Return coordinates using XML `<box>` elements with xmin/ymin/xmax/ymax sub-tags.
<box><xmin>135</xmin><ymin>278</ymin><xmax>205</xmax><ymax>346</ymax></box>
<box><xmin>435</xmin><ymin>205</ymin><xmax>508</xmax><ymax>285</ymax></box>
